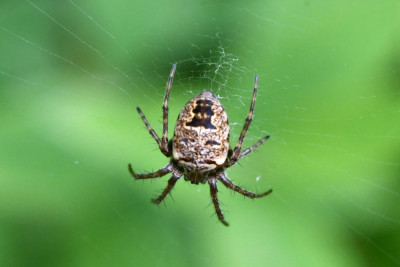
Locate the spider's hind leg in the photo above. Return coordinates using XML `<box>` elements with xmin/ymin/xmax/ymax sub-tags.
<box><xmin>208</xmin><ymin>177</ymin><xmax>229</xmax><ymax>226</ymax></box>
<box><xmin>128</xmin><ymin>163</ymin><xmax>173</xmax><ymax>179</ymax></box>
<box><xmin>152</xmin><ymin>170</ymin><xmax>183</xmax><ymax>204</ymax></box>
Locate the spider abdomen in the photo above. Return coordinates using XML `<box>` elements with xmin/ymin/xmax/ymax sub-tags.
<box><xmin>172</xmin><ymin>91</ymin><xmax>230</xmax><ymax>173</ymax></box>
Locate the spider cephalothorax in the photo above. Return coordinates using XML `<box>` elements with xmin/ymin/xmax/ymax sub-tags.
<box><xmin>128</xmin><ymin>64</ymin><xmax>272</xmax><ymax>226</ymax></box>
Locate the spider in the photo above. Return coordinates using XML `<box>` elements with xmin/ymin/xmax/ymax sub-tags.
<box><xmin>128</xmin><ymin>64</ymin><xmax>272</xmax><ymax>226</ymax></box>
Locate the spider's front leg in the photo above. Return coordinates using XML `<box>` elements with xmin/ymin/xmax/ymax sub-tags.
<box><xmin>230</xmin><ymin>75</ymin><xmax>259</xmax><ymax>163</ymax></box>
<box><xmin>135</xmin><ymin>64</ymin><xmax>176</xmax><ymax>157</ymax></box>
<box><xmin>226</xmin><ymin>75</ymin><xmax>270</xmax><ymax>167</ymax></box>
<box><xmin>160</xmin><ymin>64</ymin><xmax>176</xmax><ymax>155</ymax></box>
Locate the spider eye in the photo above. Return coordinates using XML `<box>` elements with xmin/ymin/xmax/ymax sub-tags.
<box><xmin>205</xmin><ymin>140</ymin><xmax>221</xmax><ymax>146</ymax></box>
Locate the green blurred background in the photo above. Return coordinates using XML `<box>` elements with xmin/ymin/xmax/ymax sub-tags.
<box><xmin>1</xmin><ymin>1</ymin><xmax>400</xmax><ymax>266</ymax></box>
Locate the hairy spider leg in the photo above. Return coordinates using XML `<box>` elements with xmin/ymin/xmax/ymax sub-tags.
<box><xmin>208</xmin><ymin>177</ymin><xmax>229</xmax><ymax>226</ymax></box>
<box><xmin>238</xmin><ymin>135</ymin><xmax>270</xmax><ymax>161</ymax></box>
<box><xmin>226</xmin><ymin>76</ymin><xmax>270</xmax><ymax>167</ymax></box>
<box><xmin>128</xmin><ymin>163</ymin><xmax>173</xmax><ymax>179</ymax></box>
<box><xmin>161</xmin><ymin>64</ymin><xmax>177</xmax><ymax>156</ymax></box>
<box><xmin>230</xmin><ymin>75</ymin><xmax>258</xmax><ymax>162</ymax></box>
<box><xmin>135</xmin><ymin>64</ymin><xmax>176</xmax><ymax>157</ymax></box>
<box><xmin>218</xmin><ymin>172</ymin><xmax>272</xmax><ymax>198</ymax></box>
<box><xmin>136</xmin><ymin>107</ymin><xmax>162</xmax><ymax>148</ymax></box>
<box><xmin>152</xmin><ymin>170</ymin><xmax>182</xmax><ymax>204</ymax></box>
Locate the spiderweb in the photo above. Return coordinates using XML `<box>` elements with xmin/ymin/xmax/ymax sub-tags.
<box><xmin>1</xmin><ymin>1</ymin><xmax>399</xmax><ymax>266</ymax></box>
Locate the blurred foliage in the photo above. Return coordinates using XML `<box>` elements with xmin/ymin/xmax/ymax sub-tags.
<box><xmin>1</xmin><ymin>1</ymin><xmax>400</xmax><ymax>266</ymax></box>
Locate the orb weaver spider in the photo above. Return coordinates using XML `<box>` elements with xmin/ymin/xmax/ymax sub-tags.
<box><xmin>129</xmin><ymin>64</ymin><xmax>272</xmax><ymax>226</ymax></box>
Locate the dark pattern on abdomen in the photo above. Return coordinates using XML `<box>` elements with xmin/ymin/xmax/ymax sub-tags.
<box><xmin>186</xmin><ymin>99</ymin><xmax>216</xmax><ymax>129</ymax></box>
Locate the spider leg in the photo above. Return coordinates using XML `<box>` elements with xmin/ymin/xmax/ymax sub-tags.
<box><xmin>225</xmin><ymin>135</ymin><xmax>270</xmax><ymax>168</ymax></box>
<box><xmin>135</xmin><ymin>64</ymin><xmax>176</xmax><ymax>157</ymax></box>
<box><xmin>152</xmin><ymin>170</ymin><xmax>182</xmax><ymax>204</ymax></box>
<box><xmin>208</xmin><ymin>177</ymin><xmax>229</xmax><ymax>226</ymax></box>
<box><xmin>128</xmin><ymin>163</ymin><xmax>173</xmax><ymax>179</ymax></box>
<box><xmin>136</xmin><ymin>107</ymin><xmax>162</xmax><ymax>148</ymax></box>
<box><xmin>230</xmin><ymin>75</ymin><xmax>258</xmax><ymax>163</ymax></box>
<box><xmin>218</xmin><ymin>172</ymin><xmax>272</xmax><ymax>198</ymax></box>
<box><xmin>161</xmin><ymin>64</ymin><xmax>177</xmax><ymax>156</ymax></box>
<box><xmin>238</xmin><ymin>135</ymin><xmax>270</xmax><ymax>160</ymax></box>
